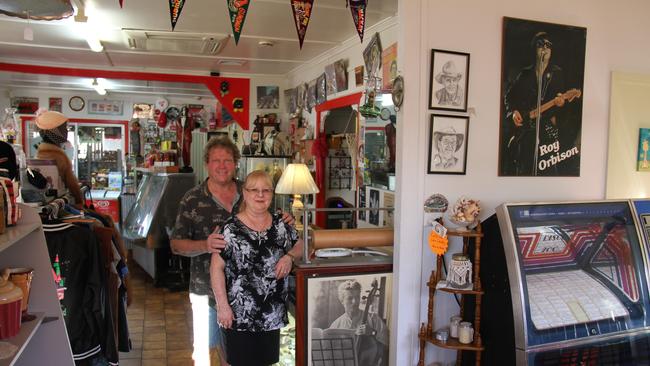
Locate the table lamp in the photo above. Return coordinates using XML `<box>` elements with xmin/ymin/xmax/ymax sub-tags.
<box><xmin>275</xmin><ymin>163</ymin><xmax>319</xmax><ymax>227</ymax></box>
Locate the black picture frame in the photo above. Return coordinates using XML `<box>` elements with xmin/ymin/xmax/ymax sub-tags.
<box><xmin>427</xmin><ymin>114</ymin><xmax>469</xmax><ymax>175</ymax></box>
<box><xmin>306</xmin><ymin>271</ymin><xmax>392</xmax><ymax>366</ymax></box>
<box><xmin>428</xmin><ymin>49</ymin><xmax>470</xmax><ymax>112</ymax></box>
<box><xmin>498</xmin><ymin>17</ymin><xmax>586</xmax><ymax>177</ymax></box>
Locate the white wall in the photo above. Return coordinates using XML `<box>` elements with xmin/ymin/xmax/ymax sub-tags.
<box><xmin>395</xmin><ymin>1</ymin><xmax>650</xmax><ymax>365</ymax></box>
<box><xmin>606</xmin><ymin>72</ymin><xmax>650</xmax><ymax>198</ymax></box>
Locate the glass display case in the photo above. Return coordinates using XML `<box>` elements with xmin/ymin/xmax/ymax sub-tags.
<box><xmin>480</xmin><ymin>201</ymin><xmax>650</xmax><ymax>366</ymax></box>
<box><xmin>123</xmin><ymin>172</ymin><xmax>195</xmax><ymax>287</ymax></box>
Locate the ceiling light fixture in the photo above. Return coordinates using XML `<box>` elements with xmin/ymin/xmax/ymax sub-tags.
<box><xmin>23</xmin><ymin>11</ymin><xmax>33</xmax><ymax>41</ymax></box>
<box><xmin>86</xmin><ymin>36</ymin><xmax>104</xmax><ymax>52</ymax></box>
<box><xmin>92</xmin><ymin>78</ymin><xmax>106</xmax><ymax>95</ymax></box>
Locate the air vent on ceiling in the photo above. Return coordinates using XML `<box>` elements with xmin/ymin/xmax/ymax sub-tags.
<box><xmin>123</xmin><ymin>29</ymin><xmax>230</xmax><ymax>55</ymax></box>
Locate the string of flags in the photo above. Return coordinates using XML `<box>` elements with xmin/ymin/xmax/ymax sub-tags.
<box><xmin>116</xmin><ymin>0</ymin><xmax>369</xmax><ymax>47</ymax></box>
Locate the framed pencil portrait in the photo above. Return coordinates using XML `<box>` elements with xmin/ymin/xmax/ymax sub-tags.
<box><xmin>428</xmin><ymin>114</ymin><xmax>469</xmax><ymax>174</ymax></box>
<box><xmin>428</xmin><ymin>49</ymin><xmax>470</xmax><ymax>112</ymax></box>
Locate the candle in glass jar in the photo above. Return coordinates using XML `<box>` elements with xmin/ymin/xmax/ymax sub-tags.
<box><xmin>449</xmin><ymin>315</ymin><xmax>462</xmax><ymax>338</ymax></box>
<box><xmin>458</xmin><ymin>321</ymin><xmax>474</xmax><ymax>344</ymax></box>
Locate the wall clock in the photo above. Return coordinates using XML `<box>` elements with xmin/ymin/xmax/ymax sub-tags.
<box><xmin>69</xmin><ymin>96</ymin><xmax>85</xmax><ymax>111</ymax></box>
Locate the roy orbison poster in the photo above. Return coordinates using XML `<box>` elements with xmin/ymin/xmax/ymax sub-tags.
<box><xmin>498</xmin><ymin>17</ymin><xmax>586</xmax><ymax>176</ymax></box>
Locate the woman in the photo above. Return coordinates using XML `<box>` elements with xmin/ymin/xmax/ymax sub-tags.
<box><xmin>34</xmin><ymin>110</ymin><xmax>83</xmax><ymax>205</ymax></box>
<box><xmin>211</xmin><ymin>170</ymin><xmax>303</xmax><ymax>366</ymax></box>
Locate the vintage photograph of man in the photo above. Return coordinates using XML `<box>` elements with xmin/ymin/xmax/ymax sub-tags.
<box><xmin>499</xmin><ymin>17</ymin><xmax>586</xmax><ymax>176</ymax></box>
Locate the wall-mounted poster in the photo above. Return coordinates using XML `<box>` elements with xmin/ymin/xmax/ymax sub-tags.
<box><xmin>382</xmin><ymin>191</ymin><xmax>394</xmax><ymax>227</ymax></box>
<box><xmin>307</xmin><ymin>272</ymin><xmax>392</xmax><ymax>366</ymax></box>
<box><xmin>325</xmin><ymin>63</ymin><xmax>337</xmax><ymax>96</ymax></box>
<box><xmin>354</xmin><ymin>65</ymin><xmax>364</xmax><ymax>87</ymax></box>
<box><xmin>382</xmin><ymin>43</ymin><xmax>397</xmax><ymax>90</ymax></box>
<box><xmin>358</xmin><ymin>187</ymin><xmax>366</xmax><ymax>221</ymax></box>
<box><xmin>316</xmin><ymin>73</ymin><xmax>327</xmax><ymax>105</ymax></box>
<box><xmin>498</xmin><ymin>17</ymin><xmax>586</xmax><ymax>177</ymax></box>
<box><xmin>335</xmin><ymin>59</ymin><xmax>348</xmax><ymax>92</ymax></box>
<box><xmin>88</xmin><ymin>100</ymin><xmax>123</xmax><ymax>115</ymax></box>
<box><xmin>257</xmin><ymin>86</ymin><xmax>279</xmax><ymax>109</ymax></box>
<box><xmin>10</xmin><ymin>97</ymin><xmax>39</xmax><ymax>114</ymax></box>
<box><xmin>638</xmin><ymin>128</ymin><xmax>650</xmax><ymax>171</ymax></box>
<box><xmin>48</xmin><ymin>97</ymin><xmax>62</xmax><ymax>112</ymax></box>
<box><xmin>367</xmin><ymin>186</ymin><xmax>381</xmax><ymax>226</ymax></box>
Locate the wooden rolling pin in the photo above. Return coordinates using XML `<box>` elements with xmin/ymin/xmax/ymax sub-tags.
<box><xmin>311</xmin><ymin>228</ymin><xmax>394</xmax><ymax>249</ymax></box>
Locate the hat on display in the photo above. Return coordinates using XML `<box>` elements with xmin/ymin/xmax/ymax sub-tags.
<box><xmin>34</xmin><ymin>110</ymin><xmax>68</xmax><ymax>130</ymax></box>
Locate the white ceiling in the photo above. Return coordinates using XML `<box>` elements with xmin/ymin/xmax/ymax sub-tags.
<box><xmin>0</xmin><ymin>0</ymin><xmax>397</xmax><ymax>97</ymax></box>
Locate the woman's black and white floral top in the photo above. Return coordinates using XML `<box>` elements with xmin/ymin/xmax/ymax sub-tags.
<box><xmin>220</xmin><ymin>213</ymin><xmax>298</xmax><ymax>331</ymax></box>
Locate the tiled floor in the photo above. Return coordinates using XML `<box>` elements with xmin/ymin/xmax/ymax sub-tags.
<box><xmin>119</xmin><ymin>263</ymin><xmax>197</xmax><ymax>366</ymax></box>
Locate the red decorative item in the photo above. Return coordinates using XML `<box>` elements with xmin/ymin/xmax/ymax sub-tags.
<box><xmin>169</xmin><ymin>0</ymin><xmax>186</xmax><ymax>31</ymax></box>
<box><xmin>290</xmin><ymin>0</ymin><xmax>314</xmax><ymax>49</ymax></box>
<box><xmin>311</xmin><ymin>133</ymin><xmax>329</xmax><ymax>189</ymax></box>
<box><xmin>119</xmin><ymin>0</ymin><xmax>124</xmax><ymax>7</ymax></box>
<box><xmin>348</xmin><ymin>0</ymin><xmax>367</xmax><ymax>43</ymax></box>
<box><xmin>157</xmin><ymin>110</ymin><xmax>168</xmax><ymax>128</ymax></box>
<box><xmin>0</xmin><ymin>270</ymin><xmax>22</xmax><ymax>339</ymax></box>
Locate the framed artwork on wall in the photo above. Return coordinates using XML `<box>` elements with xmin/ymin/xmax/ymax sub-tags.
<box><xmin>427</xmin><ymin>114</ymin><xmax>469</xmax><ymax>175</ymax></box>
<box><xmin>428</xmin><ymin>49</ymin><xmax>469</xmax><ymax>112</ymax></box>
<box><xmin>638</xmin><ymin>128</ymin><xmax>650</xmax><ymax>171</ymax></box>
<box><xmin>498</xmin><ymin>17</ymin><xmax>586</xmax><ymax>177</ymax></box>
<box><xmin>88</xmin><ymin>100</ymin><xmax>123</xmax><ymax>115</ymax></box>
<box><xmin>307</xmin><ymin>271</ymin><xmax>392</xmax><ymax>366</ymax></box>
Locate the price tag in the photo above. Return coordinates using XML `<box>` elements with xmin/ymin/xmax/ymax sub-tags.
<box><xmin>428</xmin><ymin>230</ymin><xmax>448</xmax><ymax>255</ymax></box>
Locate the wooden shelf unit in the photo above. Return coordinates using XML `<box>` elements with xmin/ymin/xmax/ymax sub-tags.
<box><xmin>418</xmin><ymin>223</ymin><xmax>485</xmax><ymax>366</ymax></box>
<box><xmin>0</xmin><ymin>205</ymin><xmax>73</xmax><ymax>365</ymax></box>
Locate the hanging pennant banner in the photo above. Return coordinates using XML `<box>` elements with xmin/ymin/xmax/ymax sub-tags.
<box><xmin>226</xmin><ymin>0</ymin><xmax>251</xmax><ymax>44</ymax></box>
<box><xmin>119</xmin><ymin>0</ymin><xmax>124</xmax><ymax>8</ymax></box>
<box><xmin>348</xmin><ymin>0</ymin><xmax>367</xmax><ymax>43</ymax></box>
<box><xmin>169</xmin><ymin>0</ymin><xmax>186</xmax><ymax>31</ymax></box>
<box><xmin>290</xmin><ymin>0</ymin><xmax>314</xmax><ymax>49</ymax></box>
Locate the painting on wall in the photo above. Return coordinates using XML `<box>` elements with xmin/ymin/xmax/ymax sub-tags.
<box><xmin>428</xmin><ymin>114</ymin><xmax>469</xmax><ymax>175</ymax></box>
<box><xmin>48</xmin><ymin>97</ymin><xmax>62</xmax><ymax>112</ymax></box>
<box><xmin>382</xmin><ymin>43</ymin><xmax>397</xmax><ymax>90</ymax></box>
<box><xmin>307</xmin><ymin>271</ymin><xmax>392</xmax><ymax>366</ymax></box>
<box><xmin>637</xmin><ymin>128</ymin><xmax>650</xmax><ymax>171</ymax></box>
<box><xmin>257</xmin><ymin>86</ymin><xmax>280</xmax><ymax>109</ymax></box>
<box><xmin>10</xmin><ymin>97</ymin><xmax>39</xmax><ymax>114</ymax></box>
<box><xmin>88</xmin><ymin>100</ymin><xmax>123</xmax><ymax>115</ymax></box>
<box><xmin>367</xmin><ymin>186</ymin><xmax>381</xmax><ymax>226</ymax></box>
<box><xmin>498</xmin><ymin>17</ymin><xmax>586</xmax><ymax>177</ymax></box>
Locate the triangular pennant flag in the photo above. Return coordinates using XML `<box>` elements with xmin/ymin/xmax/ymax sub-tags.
<box><xmin>169</xmin><ymin>0</ymin><xmax>186</xmax><ymax>31</ymax></box>
<box><xmin>226</xmin><ymin>0</ymin><xmax>251</xmax><ymax>45</ymax></box>
<box><xmin>348</xmin><ymin>0</ymin><xmax>367</xmax><ymax>43</ymax></box>
<box><xmin>119</xmin><ymin>0</ymin><xmax>124</xmax><ymax>8</ymax></box>
<box><xmin>290</xmin><ymin>0</ymin><xmax>314</xmax><ymax>49</ymax></box>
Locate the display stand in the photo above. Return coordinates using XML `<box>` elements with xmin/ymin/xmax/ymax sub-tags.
<box><xmin>0</xmin><ymin>204</ymin><xmax>74</xmax><ymax>365</ymax></box>
<box><xmin>417</xmin><ymin>224</ymin><xmax>484</xmax><ymax>366</ymax></box>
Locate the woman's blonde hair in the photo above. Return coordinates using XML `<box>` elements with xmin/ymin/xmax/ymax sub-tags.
<box><xmin>238</xmin><ymin>170</ymin><xmax>274</xmax><ymax>213</ymax></box>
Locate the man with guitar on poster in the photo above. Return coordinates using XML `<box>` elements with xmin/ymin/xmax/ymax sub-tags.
<box><xmin>502</xmin><ymin>31</ymin><xmax>582</xmax><ymax>176</ymax></box>
<box><xmin>329</xmin><ymin>280</ymin><xmax>388</xmax><ymax>366</ymax></box>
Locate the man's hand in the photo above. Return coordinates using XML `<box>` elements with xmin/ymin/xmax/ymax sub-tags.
<box><xmin>217</xmin><ymin>303</ymin><xmax>234</xmax><ymax>329</ymax></box>
<box><xmin>206</xmin><ymin>226</ymin><xmax>226</xmax><ymax>253</ymax></box>
<box><xmin>512</xmin><ymin>110</ymin><xmax>523</xmax><ymax>127</ymax></box>
<box><xmin>281</xmin><ymin>211</ymin><xmax>296</xmax><ymax>226</ymax></box>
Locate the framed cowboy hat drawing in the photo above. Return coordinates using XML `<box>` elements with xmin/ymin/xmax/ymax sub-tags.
<box><xmin>428</xmin><ymin>49</ymin><xmax>470</xmax><ymax>112</ymax></box>
<box><xmin>428</xmin><ymin>114</ymin><xmax>469</xmax><ymax>174</ymax></box>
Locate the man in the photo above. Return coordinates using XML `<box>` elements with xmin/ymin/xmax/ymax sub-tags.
<box><xmin>171</xmin><ymin>136</ymin><xmax>293</xmax><ymax>365</ymax></box>
<box><xmin>434</xmin><ymin>60</ymin><xmax>464</xmax><ymax>106</ymax></box>
<box><xmin>330</xmin><ymin>280</ymin><xmax>388</xmax><ymax>366</ymax></box>
<box><xmin>432</xmin><ymin>126</ymin><xmax>464</xmax><ymax>169</ymax></box>
<box><xmin>503</xmin><ymin>32</ymin><xmax>579</xmax><ymax>176</ymax></box>
<box><xmin>171</xmin><ymin>136</ymin><xmax>241</xmax><ymax>366</ymax></box>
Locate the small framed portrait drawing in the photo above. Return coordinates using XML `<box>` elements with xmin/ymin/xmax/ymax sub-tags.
<box><xmin>428</xmin><ymin>49</ymin><xmax>470</xmax><ymax>112</ymax></box>
<box><xmin>428</xmin><ymin>114</ymin><xmax>469</xmax><ymax>174</ymax></box>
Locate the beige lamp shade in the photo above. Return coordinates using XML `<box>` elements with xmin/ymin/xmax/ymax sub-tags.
<box><xmin>275</xmin><ymin>163</ymin><xmax>320</xmax><ymax>195</ymax></box>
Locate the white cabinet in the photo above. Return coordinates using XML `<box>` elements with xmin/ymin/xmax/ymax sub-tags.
<box><xmin>0</xmin><ymin>204</ymin><xmax>73</xmax><ymax>366</ymax></box>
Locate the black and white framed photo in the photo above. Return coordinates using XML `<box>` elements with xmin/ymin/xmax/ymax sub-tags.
<box><xmin>428</xmin><ymin>114</ymin><xmax>469</xmax><ymax>174</ymax></box>
<box><xmin>428</xmin><ymin>49</ymin><xmax>470</xmax><ymax>112</ymax></box>
<box><xmin>307</xmin><ymin>271</ymin><xmax>392</xmax><ymax>366</ymax></box>
<box><xmin>367</xmin><ymin>186</ymin><xmax>381</xmax><ymax>226</ymax></box>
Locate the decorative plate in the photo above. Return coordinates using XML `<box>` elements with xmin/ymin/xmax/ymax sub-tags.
<box><xmin>68</xmin><ymin>96</ymin><xmax>85</xmax><ymax>111</ymax></box>
<box><xmin>392</xmin><ymin>76</ymin><xmax>404</xmax><ymax>110</ymax></box>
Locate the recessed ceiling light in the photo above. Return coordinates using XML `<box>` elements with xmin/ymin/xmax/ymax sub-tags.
<box><xmin>258</xmin><ymin>40</ymin><xmax>274</xmax><ymax>47</ymax></box>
